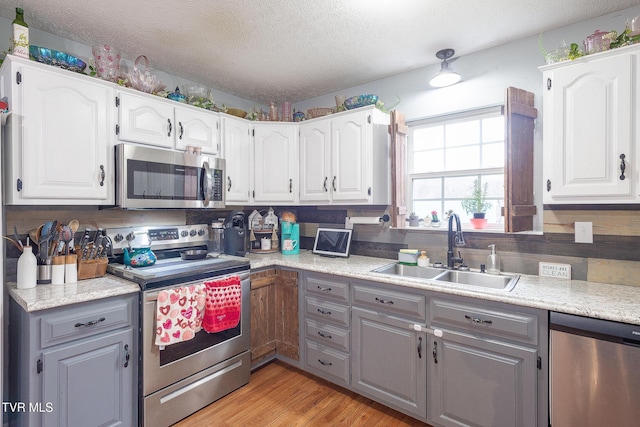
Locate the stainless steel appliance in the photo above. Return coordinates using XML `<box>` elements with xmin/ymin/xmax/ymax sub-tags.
<box><xmin>115</xmin><ymin>143</ymin><xmax>225</xmax><ymax>209</ymax></box>
<box><xmin>550</xmin><ymin>312</ymin><xmax>640</xmax><ymax>426</ymax></box>
<box><xmin>106</xmin><ymin>224</ymin><xmax>250</xmax><ymax>427</ymax></box>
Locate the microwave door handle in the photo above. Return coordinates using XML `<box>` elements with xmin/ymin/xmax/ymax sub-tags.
<box><xmin>202</xmin><ymin>161</ymin><xmax>211</xmax><ymax>207</ymax></box>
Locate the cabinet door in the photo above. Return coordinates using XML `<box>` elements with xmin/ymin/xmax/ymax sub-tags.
<box><xmin>253</xmin><ymin>124</ymin><xmax>298</xmax><ymax>203</ymax></box>
<box><xmin>42</xmin><ymin>328</ymin><xmax>134</xmax><ymax>427</ymax></box>
<box><xmin>331</xmin><ymin>110</ymin><xmax>371</xmax><ymax>202</ymax></box>
<box><xmin>222</xmin><ymin>116</ymin><xmax>252</xmax><ymax>204</ymax></box>
<box><xmin>299</xmin><ymin>119</ymin><xmax>332</xmax><ymax>202</ymax></box>
<box><xmin>19</xmin><ymin>65</ymin><xmax>112</xmax><ymax>202</ymax></box>
<box><xmin>351</xmin><ymin>307</ymin><xmax>427</xmax><ymax>420</ymax></box>
<box><xmin>118</xmin><ymin>91</ymin><xmax>174</xmax><ymax>148</ymax></box>
<box><xmin>175</xmin><ymin>106</ymin><xmax>220</xmax><ymax>155</ymax></box>
<box><xmin>543</xmin><ymin>52</ymin><xmax>635</xmax><ymax>203</ymax></box>
<box><xmin>429</xmin><ymin>330</ymin><xmax>537</xmax><ymax>427</ymax></box>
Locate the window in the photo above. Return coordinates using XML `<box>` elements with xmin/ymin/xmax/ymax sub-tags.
<box><xmin>408</xmin><ymin>106</ymin><xmax>505</xmax><ymax>230</ymax></box>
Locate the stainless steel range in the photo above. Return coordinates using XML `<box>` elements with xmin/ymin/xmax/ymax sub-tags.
<box><xmin>106</xmin><ymin>224</ymin><xmax>250</xmax><ymax>427</ymax></box>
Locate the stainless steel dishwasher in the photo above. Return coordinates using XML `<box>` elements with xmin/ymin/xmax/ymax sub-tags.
<box><xmin>550</xmin><ymin>312</ymin><xmax>640</xmax><ymax>427</ymax></box>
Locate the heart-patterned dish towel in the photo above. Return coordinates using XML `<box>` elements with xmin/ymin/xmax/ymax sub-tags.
<box><xmin>155</xmin><ymin>284</ymin><xmax>206</xmax><ymax>346</ymax></box>
<box><xmin>202</xmin><ymin>276</ymin><xmax>242</xmax><ymax>333</ymax></box>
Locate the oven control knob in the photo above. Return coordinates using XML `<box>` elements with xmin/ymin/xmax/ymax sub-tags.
<box><xmin>181</xmin><ymin>230</ymin><xmax>189</xmax><ymax>238</ymax></box>
<box><xmin>114</xmin><ymin>233</ymin><xmax>124</xmax><ymax>243</ymax></box>
<box><xmin>197</xmin><ymin>229</ymin><xmax>205</xmax><ymax>236</ymax></box>
<box><xmin>189</xmin><ymin>229</ymin><xmax>197</xmax><ymax>237</ymax></box>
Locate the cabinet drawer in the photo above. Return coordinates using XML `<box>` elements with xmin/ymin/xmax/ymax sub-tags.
<box><xmin>305</xmin><ymin>340</ymin><xmax>349</xmax><ymax>386</ymax></box>
<box><xmin>40</xmin><ymin>297</ymin><xmax>134</xmax><ymax>348</ymax></box>
<box><xmin>305</xmin><ymin>297</ymin><xmax>349</xmax><ymax>327</ymax></box>
<box><xmin>430</xmin><ymin>298</ymin><xmax>538</xmax><ymax>344</ymax></box>
<box><xmin>304</xmin><ymin>274</ymin><xmax>349</xmax><ymax>302</ymax></box>
<box><xmin>305</xmin><ymin>319</ymin><xmax>350</xmax><ymax>352</ymax></box>
<box><xmin>352</xmin><ymin>284</ymin><xmax>426</xmax><ymax>321</ymax></box>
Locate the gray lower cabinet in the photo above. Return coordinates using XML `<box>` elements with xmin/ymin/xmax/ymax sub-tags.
<box><xmin>351</xmin><ymin>306</ymin><xmax>427</xmax><ymax>421</ymax></box>
<box><xmin>302</xmin><ymin>273</ymin><xmax>351</xmax><ymax>386</ymax></box>
<box><xmin>9</xmin><ymin>294</ymin><xmax>138</xmax><ymax>427</ymax></box>
<box><xmin>428</xmin><ymin>296</ymin><xmax>548</xmax><ymax>427</ymax></box>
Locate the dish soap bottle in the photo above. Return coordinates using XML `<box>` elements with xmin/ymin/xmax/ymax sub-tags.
<box><xmin>487</xmin><ymin>244</ymin><xmax>500</xmax><ymax>275</ymax></box>
<box><xmin>418</xmin><ymin>251</ymin><xmax>430</xmax><ymax>267</ymax></box>
<box><xmin>12</xmin><ymin>7</ymin><xmax>29</xmax><ymax>59</ymax></box>
<box><xmin>17</xmin><ymin>242</ymin><xmax>37</xmax><ymax>289</ymax></box>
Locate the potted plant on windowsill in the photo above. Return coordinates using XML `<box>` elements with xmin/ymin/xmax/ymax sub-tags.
<box><xmin>461</xmin><ymin>179</ymin><xmax>492</xmax><ymax>229</ymax></box>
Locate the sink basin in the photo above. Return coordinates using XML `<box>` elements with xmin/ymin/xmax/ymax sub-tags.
<box><xmin>371</xmin><ymin>263</ymin><xmax>444</xmax><ymax>280</ymax></box>
<box><xmin>371</xmin><ymin>262</ymin><xmax>519</xmax><ymax>291</ymax></box>
<box><xmin>434</xmin><ymin>270</ymin><xmax>519</xmax><ymax>291</ymax></box>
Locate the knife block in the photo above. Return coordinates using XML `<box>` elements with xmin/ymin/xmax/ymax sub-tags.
<box><xmin>74</xmin><ymin>244</ymin><xmax>108</xmax><ymax>280</ymax></box>
<box><xmin>76</xmin><ymin>258</ymin><xmax>108</xmax><ymax>280</ymax></box>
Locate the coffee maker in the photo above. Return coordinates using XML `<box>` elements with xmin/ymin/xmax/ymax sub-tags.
<box><xmin>281</xmin><ymin>221</ymin><xmax>300</xmax><ymax>255</ymax></box>
<box><xmin>223</xmin><ymin>210</ymin><xmax>246</xmax><ymax>256</ymax></box>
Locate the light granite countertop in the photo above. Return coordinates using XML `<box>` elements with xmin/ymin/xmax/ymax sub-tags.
<box><xmin>247</xmin><ymin>250</ymin><xmax>640</xmax><ymax>326</ymax></box>
<box><xmin>7</xmin><ymin>250</ymin><xmax>640</xmax><ymax>326</ymax></box>
<box><xmin>7</xmin><ymin>275</ymin><xmax>140</xmax><ymax>312</ymax></box>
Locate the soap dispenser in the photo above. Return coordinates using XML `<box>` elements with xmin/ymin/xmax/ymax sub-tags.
<box><xmin>487</xmin><ymin>244</ymin><xmax>501</xmax><ymax>275</ymax></box>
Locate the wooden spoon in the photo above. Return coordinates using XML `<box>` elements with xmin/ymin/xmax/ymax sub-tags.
<box><xmin>68</xmin><ymin>219</ymin><xmax>79</xmax><ymax>234</ymax></box>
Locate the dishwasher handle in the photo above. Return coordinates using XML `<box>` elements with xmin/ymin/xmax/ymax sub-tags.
<box><xmin>551</xmin><ymin>311</ymin><xmax>640</xmax><ymax>345</ymax></box>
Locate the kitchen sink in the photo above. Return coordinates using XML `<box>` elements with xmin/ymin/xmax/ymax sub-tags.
<box><xmin>371</xmin><ymin>262</ymin><xmax>519</xmax><ymax>291</ymax></box>
<box><xmin>434</xmin><ymin>270</ymin><xmax>519</xmax><ymax>291</ymax></box>
<box><xmin>371</xmin><ymin>263</ymin><xmax>445</xmax><ymax>280</ymax></box>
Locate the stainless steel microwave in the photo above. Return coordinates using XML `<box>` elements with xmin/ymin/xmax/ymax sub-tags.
<box><xmin>115</xmin><ymin>143</ymin><xmax>225</xmax><ymax>209</ymax></box>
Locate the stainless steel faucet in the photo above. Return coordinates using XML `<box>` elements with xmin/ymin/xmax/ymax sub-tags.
<box><xmin>447</xmin><ymin>213</ymin><xmax>466</xmax><ymax>268</ymax></box>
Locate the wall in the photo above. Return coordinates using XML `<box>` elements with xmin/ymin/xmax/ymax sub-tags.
<box><xmin>5</xmin><ymin>5</ymin><xmax>640</xmax><ymax>288</ymax></box>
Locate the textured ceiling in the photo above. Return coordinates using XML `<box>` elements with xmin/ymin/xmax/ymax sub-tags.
<box><xmin>0</xmin><ymin>0</ymin><xmax>639</xmax><ymax>104</ymax></box>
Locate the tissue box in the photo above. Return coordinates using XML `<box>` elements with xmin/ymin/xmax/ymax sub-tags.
<box><xmin>398</xmin><ymin>249</ymin><xmax>419</xmax><ymax>265</ymax></box>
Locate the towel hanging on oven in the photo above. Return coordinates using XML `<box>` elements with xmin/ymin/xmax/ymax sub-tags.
<box><xmin>202</xmin><ymin>276</ymin><xmax>242</xmax><ymax>333</ymax></box>
<box><xmin>155</xmin><ymin>284</ymin><xmax>206</xmax><ymax>346</ymax></box>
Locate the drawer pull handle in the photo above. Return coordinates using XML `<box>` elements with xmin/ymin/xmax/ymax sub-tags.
<box><xmin>375</xmin><ymin>297</ymin><xmax>394</xmax><ymax>305</ymax></box>
<box><xmin>433</xmin><ymin>340</ymin><xmax>438</xmax><ymax>364</ymax></box>
<box><xmin>317</xmin><ymin>331</ymin><xmax>333</xmax><ymax>339</ymax></box>
<box><xmin>317</xmin><ymin>308</ymin><xmax>332</xmax><ymax>315</ymax></box>
<box><xmin>74</xmin><ymin>317</ymin><xmax>106</xmax><ymax>328</ymax></box>
<box><xmin>317</xmin><ymin>286</ymin><xmax>332</xmax><ymax>292</ymax></box>
<box><xmin>124</xmin><ymin>344</ymin><xmax>130</xmax><ymax>368</ymax></box>
<box><xmin>464</xmin><ymin>314</ymin><xmax>493</xmax><ymax>325</ymax></box>
<box><xmin>318</xmin><ymin>359</ymin><xmax>333</xmax><ymax>366</ymax></box>
<box><xmin>417</xmin><ymin>336</ymin><xmax>423</xmax><ymax>359</ymax></box>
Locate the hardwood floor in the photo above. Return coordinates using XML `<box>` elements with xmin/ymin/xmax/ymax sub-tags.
<box><xmin>174</xmin><ymin>360</ymin><xmax>431</xmax><ymax>426</ymax></box>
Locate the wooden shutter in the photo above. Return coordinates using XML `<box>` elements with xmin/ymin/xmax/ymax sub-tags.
<box><xmin>389</xmin><ymin>110</ymin><xmax>408</xmax><ymax>227</ymax></box>
<box><xmin>504</xmin><ymin>87</ymin><xmax>537</xmax><ymax>232</ymax></box>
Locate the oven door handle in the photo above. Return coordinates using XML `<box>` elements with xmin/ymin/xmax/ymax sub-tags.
<box><xmin>202</xmin><ymin>161</ymin><xmax>212</xmax><ymax>207</ymax></box>
<box><xmin>144</xmin><ymin>272</ymin><xmax>250</xmax><ymax>302</ymax></box>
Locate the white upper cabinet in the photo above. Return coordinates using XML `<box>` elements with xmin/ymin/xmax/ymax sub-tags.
<box><xmin>299</xmin><ymin>106</ymin><xmax>390</xmax><ymax>205</ymax></box>
<box><xmin>299</xmin><ymin>117</ymin><xmax>332</xmax><ymax>202</ymax></box>
<box><xmin>117</xmin><ymin>91</ymin><xmax>220</xmax><ymax>155</ymax></box>
<box><xmin>221</xmin><ymin>116</ymin><xmax>252</xmax><ymax>204</ymax></box>
<box><xmin>541</xmin><ymin>44</ymin><xmax>640</xmax><ymax>204</ymax></box>
<box><xmin>253</xmin><ymin>123</ymin><xmax>298</xmax><ymax>204</ymax></box>
<box><xmin>1</xmin><ymin>55</ymin><xmax>114</xmax><ymax>205</ymax></box>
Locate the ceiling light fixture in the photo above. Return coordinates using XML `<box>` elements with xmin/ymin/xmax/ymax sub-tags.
<box><xmin>429</xmin><ymin>48</ymin><xmax>461</xmax><ymax>88</ymax></box>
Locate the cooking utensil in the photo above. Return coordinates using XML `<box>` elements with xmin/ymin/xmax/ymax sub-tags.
<box><xmin>59</xmin><ymin>225</ymin><xmax>73</xmax><ymax>256</ymax></box>
<box><xmin>13</xmin><ymin>225</ymin><xmax>23</xmax><ymax>250</ymax></box>
<box><xmin>68</xmin><ymin>219</ymin><xmax>79</xmax><ymax>234</ymax></box>
<box><xmin>89</xmin><ymin>235</ymin><xmax>104</xmax><ymax>259</ymax></box>
<box><xmin>79</xmin><ymin>228</ymin><xmax>92</xmax><ymax>259</ymax></box>
<box><xmin>180</xmin><ymin>249</ymin><xmax>209</xmax><ymax>260</ymax></box>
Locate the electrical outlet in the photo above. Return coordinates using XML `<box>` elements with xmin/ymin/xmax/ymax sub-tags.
<box><xmin>575</xmin><ymin>222</ymin><xmax>593</xmax><ymax>243</ymax></box>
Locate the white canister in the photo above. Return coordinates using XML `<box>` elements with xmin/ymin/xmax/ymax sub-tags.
<box><xmin>65</xmin><ymin>255</ymin><xmax>78</xmax><ymax>283</ymax></box>
<box><xmin>16</xmin><ymin>246</ymin><xmax>37</xmax><ymax>289</ymax></box>
<box><xmin>51</xmin><ymin>256</ymin><xmax>65</xmax><ymax>285</ymax></box>
<box><xmin>261</xmin><ymin>237</ymin><xmax>272</xmax><ymax>251</ymax></box>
